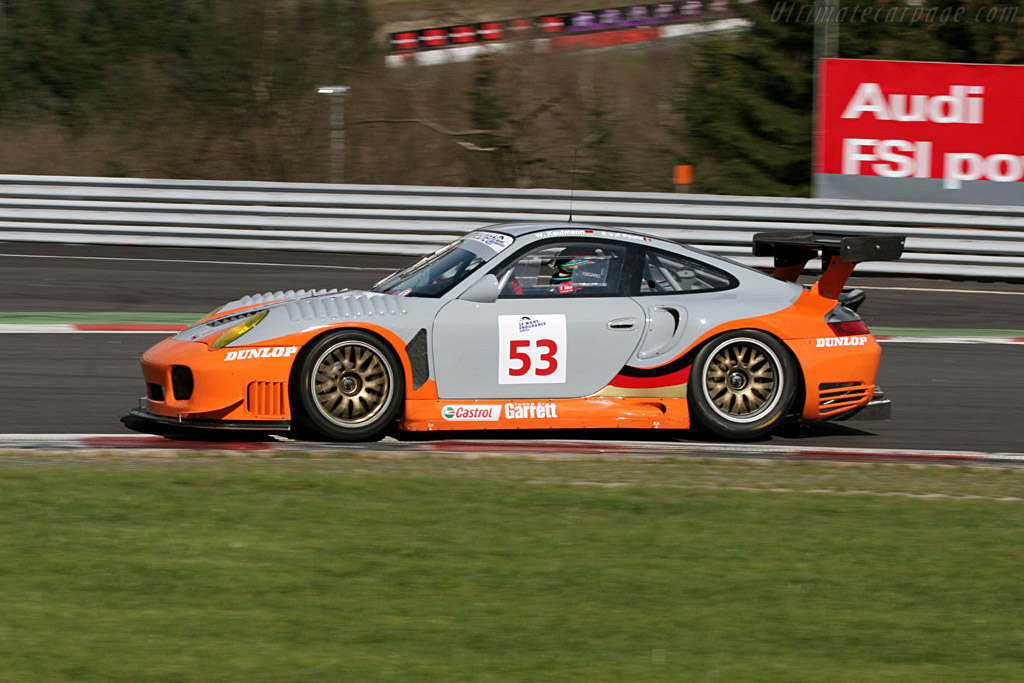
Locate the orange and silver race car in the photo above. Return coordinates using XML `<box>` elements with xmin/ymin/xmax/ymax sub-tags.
<box><xmin>131</xmin><ymin>224</ymin><xmax>904</xmax><ymax>441</ymax></box>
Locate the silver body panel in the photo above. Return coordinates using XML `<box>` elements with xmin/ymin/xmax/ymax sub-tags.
<box><xmin>432</xmin><ymin>297</ymin><xmax>645</xmax><ymax>399</ymax></box>
<box><xmin>628</xmin><ymin>282</ymin><xmax>801</xmax><ymax>368</ymax></box>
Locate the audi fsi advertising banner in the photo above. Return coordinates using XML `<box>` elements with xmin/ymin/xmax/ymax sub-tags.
<box><xmin>816</xmin><ymin>59</ymin><xmax>1024</xmax><ymax>205</ymax></box>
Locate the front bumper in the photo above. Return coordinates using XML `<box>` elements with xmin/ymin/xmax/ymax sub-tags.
<box><xmin>139</xmin><ymin>337</ymin><xmax>296</xmax><ymax>424</ymax></box>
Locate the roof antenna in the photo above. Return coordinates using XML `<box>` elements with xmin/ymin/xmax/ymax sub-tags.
<box><xmin>568</xmin><ymin>148</ymin><xmax>578</xmax><ymax>223</ymax></box>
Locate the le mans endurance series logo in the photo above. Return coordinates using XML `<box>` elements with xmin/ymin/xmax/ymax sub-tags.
<box><xmin>518</xmin><ymin>316</ymin><xmax>546</xmax><ymax>333</ymax></box>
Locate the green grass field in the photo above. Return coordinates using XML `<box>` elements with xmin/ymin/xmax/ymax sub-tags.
<box><xmin>1</xmin><ymin>453</ymin><xmax>1022</xmax><ymax>681</ymax></box>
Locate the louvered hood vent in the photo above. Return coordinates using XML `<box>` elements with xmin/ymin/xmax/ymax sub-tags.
<box><xmin>284</xmin><ymin>292</ymin><xmax>408</xmax><ymax>322</ymax></box>
<box><xmin>233</xmin><ymin>289</ymin><xmax>342</xmax><ymax>307</ymax></box>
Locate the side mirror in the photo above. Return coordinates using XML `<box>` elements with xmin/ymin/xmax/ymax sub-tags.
<box><xmin>460</xmin><ymin>274</ymin><xmax>499</xmax><ymax>304</ymax></box>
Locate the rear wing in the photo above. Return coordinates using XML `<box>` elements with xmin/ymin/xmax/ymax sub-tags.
<box><xmin>753</xmin><ymin>232</ymin><xmax>905</xmax><ymax>299</ymax></box>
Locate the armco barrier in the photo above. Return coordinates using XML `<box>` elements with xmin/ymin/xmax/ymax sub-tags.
<box><xmin>0</xmin><ymin>174</ymin><xmax>1022</xmax><ymax>279</ymax></box>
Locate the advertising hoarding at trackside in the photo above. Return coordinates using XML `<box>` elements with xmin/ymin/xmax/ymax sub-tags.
<box><xmin>815</xmin><ymin>59</ymin><xmax>1024</xmax><ymax>205</ymax></box>
<box><xmin>388</xmin><ymin>1</ymin><xmax>741</xmax><ymax>53</ymax></box>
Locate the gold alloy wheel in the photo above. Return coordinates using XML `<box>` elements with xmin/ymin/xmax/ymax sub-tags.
<box><xmin>312</xmin><ymin>341</ymin><xmax>392</xmax><ymax>426</ymax></box>
<box><xmin>702</xmin><ymin>338</ymin><xmax>781</xmax><ymax>421</ymax></box>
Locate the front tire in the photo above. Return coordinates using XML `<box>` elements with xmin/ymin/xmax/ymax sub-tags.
<box><xmin>688</xmin><ymin>330</ymin><xmax>796</xmax><ymax>440</ymax></box>
<box><xmin>291</xmin><ymin>330</ymin><xmax>404</xmax><ymax>441</ymax></box>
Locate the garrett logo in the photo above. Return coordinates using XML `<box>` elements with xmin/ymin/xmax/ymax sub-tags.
<box><xmin>816</xmin><ymin>336</ymin><xmax>868</xmax><ymax>348</ymax></box>
<box><xmin>441</xmin><ymin>405</ymin><xmax>501</xmax><ymax>421</ymax></box>
<box><xmin>504</xmin><ymin>402</ymin><xmax>558</xmax><ymax>419</ymax></box>
<box><xmin>224</xmin><ymin>346</ymin><xmax>299</xmax><ymax>361</ymax></box>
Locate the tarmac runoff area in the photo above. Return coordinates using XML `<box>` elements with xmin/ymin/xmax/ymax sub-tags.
<box><xmin>1</xmin><ymin>434</ymin><xmax>1022</xmax><ymax>469</ymax></box>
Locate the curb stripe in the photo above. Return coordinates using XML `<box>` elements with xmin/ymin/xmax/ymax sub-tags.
<box><xmin>876</xmin><ymin>336</ymin><xmax>1024</xmax><ymax>345</ymax></box>
<box><xmin>74</xmin><ymin>324</ymin><xmax>188</xmax><ymax>332</ymax></box>
<box><xmin>80</xmin><ymin>436</ymin><xmax>271</xmax><ymax>451</ymax></box>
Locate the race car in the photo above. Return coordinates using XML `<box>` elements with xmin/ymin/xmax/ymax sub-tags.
<box><xmin>131</xmin><ymin>223</ymin><xmax>904</xmax><ymax>441</ymax></box>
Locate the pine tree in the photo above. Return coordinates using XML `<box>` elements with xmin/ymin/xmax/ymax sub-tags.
<box><xmin>681</xmin><ymin>1</ymin><xmax>814</xmax><ymax>196</ymax></box>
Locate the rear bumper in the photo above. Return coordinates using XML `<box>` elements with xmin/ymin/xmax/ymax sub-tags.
<box><xmin>829</xmin><ymin>388</ymin><xmax>891</xmax><ymax>422</ymax></box>
<box><xmin>130</xmin><ymin>406</ymin><xmax>290</xmax><ymax>431</ymax></box>
<box><xmin>786</xmin><ymin>331</ymin><xmax>883</xmax><ymax>421</ymax></box>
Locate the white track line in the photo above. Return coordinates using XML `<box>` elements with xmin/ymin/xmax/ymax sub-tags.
<box><xmin>858</xmin><ymin>285</ymin><xmax>1024</xmax><ymax>296</ymax></box>
<box><xmin>3</xmin><ymin>254</ymin><xmax>1020</xmax><ymax>292</ymax></box>
<box><xmin>877</xmin><ymin>337</ymin><xmax>1024</xmax><ymax>345</ymax></box>
<box><xmin>0</xmin><ymin>434</ymin><xmax>137</xmax><ymax>440</ymax></box>
<box><xmin>1</xmin><ymin>324</ymin><xmax>1020</xmax><ymax>343</ymax></box>
<box><xmin>0</xmin><ymin>324</ymin><xmax>76</xmax><ymax>333</ymax></box>
<box><xmin>0</xmin><ymin>252</ymin><xmax>396</xmax><ymax>271</ymax></box>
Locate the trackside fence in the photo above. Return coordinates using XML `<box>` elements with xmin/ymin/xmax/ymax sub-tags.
<box><xmin>0</xmin><ymin>174</ymin><xmax>1022</xmax><ymax>279</ymax></box>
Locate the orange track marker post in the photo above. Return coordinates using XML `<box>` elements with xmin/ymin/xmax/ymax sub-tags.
<box><xmin>673</xmin><ymin>165</ymin><xmax>693</xmax><ymax>193</ymax></box>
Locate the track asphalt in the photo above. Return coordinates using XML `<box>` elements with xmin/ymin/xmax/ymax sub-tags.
<box><xmin>1</xmin><ymin>243</ymin><xmax>1021</xmax><ymax>457</ymax></box>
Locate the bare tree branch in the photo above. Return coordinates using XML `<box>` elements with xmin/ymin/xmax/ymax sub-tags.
<box><xmin>349</xmin><ymin>118</ymin><xmax>508</xmax><ymax>139</ymax></box>
<box><xmin>511</xmin><ymin>96</ymin><xmax>562</xmax><ymax>128</ymax></box>
<box><xmin>455</xmin><ymin>140</ymin><xmax>503</xmax><ymax>152</ymax></box>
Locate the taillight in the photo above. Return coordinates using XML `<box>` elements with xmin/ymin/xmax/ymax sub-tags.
<box><xmin>825</xmin><ymin>304</ymin><xmax>869</xmax><ymax>336</ymax></box>
<box><xmin>828</xmin><ymin>320</ymin><xmax>870</xmax><ymax>336</ymax></box>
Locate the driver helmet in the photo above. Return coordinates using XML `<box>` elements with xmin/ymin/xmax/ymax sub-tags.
<box><xmin>550</xmin><ymin>247</ymin><xmax>597</xmax><ymax>285</ymax></box>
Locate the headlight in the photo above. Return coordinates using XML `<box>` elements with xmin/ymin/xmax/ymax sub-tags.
<box><xmin>210</xmin><ymin>310</ymin><xmax>268</xmax><ymax>349</ymax></box>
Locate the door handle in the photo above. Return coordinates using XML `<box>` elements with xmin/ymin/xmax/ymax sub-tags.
<box><xmin>607</xmin><ymin>318</ymin><xmax>637</xmax><ymax>331</ymax></box>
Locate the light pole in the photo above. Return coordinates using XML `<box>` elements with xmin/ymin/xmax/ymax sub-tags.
<box><xmin>813</xmin><ymin>0</ymin><xmax>839</xmax><ymax>63</ymax></box>
<box><xmin>317</xmin><ymin>85</ymin><xmax>350</xmax><ymax>184</ymax></box>
<box><xmin>811</xmin><ymin>0</ymin><xmax>839</xmax><ymax>197</ymax></box>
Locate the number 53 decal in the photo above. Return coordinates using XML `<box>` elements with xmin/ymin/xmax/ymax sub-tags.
<box><xmin>498</xmin><ymin>314</ymin><xmax>567</xmax><ymax>384</ymax></box>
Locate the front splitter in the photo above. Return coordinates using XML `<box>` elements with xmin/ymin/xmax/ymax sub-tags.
<box><xmin>129</xmin><ymin>407</ymin><xmax>290</xmax><ymax>431</ymax></box>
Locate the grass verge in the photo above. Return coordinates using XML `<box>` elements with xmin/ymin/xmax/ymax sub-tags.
<box><xmin>1</xmin><ymin>453</ymin><xmax>1022</xmax><ymax>682</ymax></box>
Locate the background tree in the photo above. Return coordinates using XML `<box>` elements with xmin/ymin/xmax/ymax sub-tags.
<box><xmin>682</xmin><ymin>1</ymin><xmax>815</xmax><ymax>196</ymax></box>
<box><xmin>0</xmin><ymin>0</ymin><xmax>1019</xmax><ymax>190</ymax></box>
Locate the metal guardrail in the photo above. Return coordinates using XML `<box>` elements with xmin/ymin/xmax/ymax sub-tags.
<box><xmin>0</xmin><ymin>174</ymin><xmax>1022</xmax><ymax>279</ymax></box>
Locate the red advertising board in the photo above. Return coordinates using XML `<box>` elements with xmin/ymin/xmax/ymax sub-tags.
<box><xmin>816</xmin><ymin>59</ymin><xmax>1024</xmax><ymax>205</ymax></box>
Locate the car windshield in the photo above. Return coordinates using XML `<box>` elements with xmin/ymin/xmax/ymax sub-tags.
<box><xmin>371</xmin><ymin>235</ymin><xmax>503</xmax><ymax>297</ymax></box>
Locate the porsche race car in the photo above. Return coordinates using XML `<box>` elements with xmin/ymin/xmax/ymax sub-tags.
<box><xmin>131</xmin><ymin>224</ymin><xmax>903</xmax><ymax>441</ymax></box>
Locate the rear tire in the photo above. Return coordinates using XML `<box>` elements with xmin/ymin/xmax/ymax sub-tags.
<box><xmin>688</xmin><ymin>330</ymin><xmax>796</xmax><ymax>440</ymax></box>
<box><xmin>291</xmin><ymin>330</ymin><xmax>404</xmax><ymax>441</ymax></box>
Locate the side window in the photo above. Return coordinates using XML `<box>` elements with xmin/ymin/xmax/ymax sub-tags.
<box><xmin>496</xmin><ymin>242</ymin><xmax>628</xmax><ymax>298</ymax></box>
<box><xmin>639</xmin><ymin>249</ymin><xmax>735</xmax><ymax>294</ymax></box>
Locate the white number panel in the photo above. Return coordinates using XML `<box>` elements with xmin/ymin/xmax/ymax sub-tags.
<box><xmin>497</xmin><ymin>314</ymin><xmax>567</xmax><ymax>384</ymax></box>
